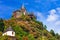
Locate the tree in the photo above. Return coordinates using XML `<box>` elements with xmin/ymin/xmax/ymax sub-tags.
<box><xmin>43</xmin><ymin>25</ymin><xmax>47</xmax><ymax>29</ymax></box>
<box><xmin>50</xmin><ymin>29</ymin><xmax>55</xmax><ymax>36</ymax></box>
<box><xmin>0</xmin><ymin>18</ymin><xmax>4</xmax><ymax>32</ymax></box>
<box><xmin>55</xmin><ymin>33</ymin><xmax>60</xmax><ymax>40</ymax></box>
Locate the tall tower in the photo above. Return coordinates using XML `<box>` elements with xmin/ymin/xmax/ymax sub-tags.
<box><xmin>21</xmin><ymin>4</ymin><xmax>25</xmax><ymax>10</ymax></box>
<box><xmin>20</xmin><ymin>4</ymin><xmax>26</xmax><ymax>15</ymax></box>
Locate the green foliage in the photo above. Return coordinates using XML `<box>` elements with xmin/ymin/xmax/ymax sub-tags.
<box><xmin>0</xmin><ymin>12</ymin><xmax>60</xmax><ymax>40</ymax></box>
<box><xmin>49</xmin><ymin>37</ymin><xmax>57</xmax><ymax>40</ymax></box>
<box><xmin>43</xmin><ymin>25</ymin><xmax>47</xmax><ymax>29</ymax></box>
<box><xmin>12</xmin><ymin>25</ymin><xmax>28</xmax><ymax>40</ymax></box>
<box><xmin>21</xmin><ymin>14</ymin><xmax>31</xmax><ymax>21</ymax></box>
<box><xmin>55</xmin><ymin>33</ymin><xmax>60</xmax><ymax>40</ymax></box>
<box><xmin>50</xmin><ymin>29</ymin><xmax>55</xmax><ymax>36</ymax></box>
<box><xmin>28</xmin><ymin>34</ymin><xmax>35</xmax><ymax>40</ymax></box>
<box><xmin>0</xmin><ymin>32</ymin><xmax>2</xmax><ymax>37</ymax></box>
<box><xmin>0</xmin><ymin>18</ymin><xmax>4</xmax><ymax>32</ymax></box>
<box><xmin>0</xmin><ymin>36</ymin><xmax>8</xmax><ymax>40</ymax></box>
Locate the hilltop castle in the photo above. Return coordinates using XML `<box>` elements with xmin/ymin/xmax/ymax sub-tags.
<box><xmin>13</xmin><ymin>5</ymin><xmax>36</xmax><ymax>19</ymax></box>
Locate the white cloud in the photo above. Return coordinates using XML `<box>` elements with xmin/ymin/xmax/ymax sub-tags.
<box><xmin>49</xmin><ymin>9</ymin><xmax>56</xmax><ymax>14</ymax></box>
<box><xmin>34</xmin><ymin>11</ymin><xmax>45</xmax><ymax>21</ymax></box>
<box><xmin>34</xmin><ymin>8</ymin><xmax>60</xmax><ymax>34</ymax></box>
<box><xmin>55</xmin><ymin>21</ymin><xmax>60</xmax><ymax>26</ymax></box>
<box><xmin>36</xmin><ymin>12</ymin><xmax>43</xmax><ymax>18</ymax></box>
<box><xmin>46</xmin><ymin>9</ymin><xmax>59</xmax><ymax>22</ymax></box>
<box><xmin>47</xmin><ymin>14</ymin><xmax>58</xmax><ymax>22</ymax></box>
<box><xmin>56</xmin><ymin>8</ymin><xmax>60</xmax><ymax>14</ymax></box>
<box><xmin>43</xmin><ymin>8</ymin><xmax>60</xmax><ymax>34</ymax></box>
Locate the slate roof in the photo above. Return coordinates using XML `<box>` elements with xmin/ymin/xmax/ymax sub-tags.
<box><xmin>13</xmin><ymin>10</ymin><xmax>21</xmax><ymax>13</ymax></box>
<box><xmin>4</xmin><ymin>26</ymin><xmax>14</xmax><ymax>33</ymax></box>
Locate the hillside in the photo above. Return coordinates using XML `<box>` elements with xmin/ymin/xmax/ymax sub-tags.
<box><xmin>0</xmin><ymin>6</ymin><xmax>60</xmax><ymax>40</ymax></box>
<box><xmin>0</xmin><ymin>14</ymin><xmax>59</xmax><ymax>40</ymax></box>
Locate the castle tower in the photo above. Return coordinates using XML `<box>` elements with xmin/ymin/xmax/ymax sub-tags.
<box><xmin>20</xmin><ymin>4</ymin><xmax>26</xmax><ymax>15</ymax></box>
<box><xmin>21</xmin><ymin>4</ymin><xmax>25</xmax><ymax>10</ymax></box>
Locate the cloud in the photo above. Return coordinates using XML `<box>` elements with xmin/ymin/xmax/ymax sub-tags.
<box><xmin>45</xmin><ymin>8</ymin><xmax>60</xmax><ymax>34</ymax></box>
<box><xmin>33</xmin><ymin>11</ymin><xmax>43</xmax><ymax>20</ymax></box>
<box><xmin>46</xmin><ymin>9</ymin><xmax>59</xmax><ymax>22</ymax></box>
<box><xmin>36</xmin><ymin>12</ymin><xmax>43</xmax><ymax>18</ymax></box>
<box><xmin>55</xmin><ymin>21</ymin><xmax>60</xmax><ymax>26</ymax></box>
<box><xmin>56</xmin><ymin>8</ymin><xmax>60</xmax><ymax>14</ymax></box>
<box><xmin>34</xmin><ymin>11</ymin><xmax>45</xmax><ymax>21</ymax></box>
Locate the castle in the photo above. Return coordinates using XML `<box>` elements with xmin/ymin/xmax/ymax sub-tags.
<box><xmin>2</xmin><ymin>5</ymin><xmax>36</xmax><ymax>40</ymax></box>
<box><xmin>13</xmin><ymin>5</ymin><xmax>36</xmax><ymax>19</ymax></box>
<box><xmin>3</xmin><ymin>5</ymin><xmax>36</xmax><ymax>35</ymax></box>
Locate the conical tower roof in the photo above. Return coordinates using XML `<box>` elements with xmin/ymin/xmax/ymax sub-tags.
<box><xmin>20</xmin><ymin>4</ymin><xmax>26</xmax><ymax>12</ymax></box>
<box><xmin>4</xmin><ymin>26</ymin><xmax>14</xmax><ymax>33</ymax></box>
<box><xmin>21</xmin><ymin>4</ymin><xmax>25</xmax><ymax>9</ymax></box>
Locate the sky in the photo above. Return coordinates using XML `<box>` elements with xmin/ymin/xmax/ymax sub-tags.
<box><xmin>0</xmin><ymin>0</ymin><xmax>60</xmax><ymax>34</ymax></box>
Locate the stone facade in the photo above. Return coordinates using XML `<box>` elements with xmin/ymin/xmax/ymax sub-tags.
<box><xmin>13</xmin><ymin>5</ymin><xmax>26</xmax><ymax>18</ymax></box>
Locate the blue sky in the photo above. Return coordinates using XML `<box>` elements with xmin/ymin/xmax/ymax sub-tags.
<box><xmin>0</xmin><ymin>0</ymin><xmax>60</xmax><ymax>34</ymax></box>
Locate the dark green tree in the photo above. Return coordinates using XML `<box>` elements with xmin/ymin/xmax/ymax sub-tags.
<box><xmin>0</xmin><ymin>18</ymin><xmax>4</xmax><ymax>32</ymax></box>
<box><xmin>50</xmin><ymin>29</ymin><xmax>55</xmax><ymax>36</ymax></box>
<box><xmin>55</xmin><ymin>33</ymin><xmax>60</xmax><ymax>40</ymax></box>
<box><xmin>43</xmin><ymin>25</ymin><xmax>47</xmax><ymax>29</ymax></box>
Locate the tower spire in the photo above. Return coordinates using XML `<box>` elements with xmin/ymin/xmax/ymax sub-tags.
<box><xmin>21</xmin><ymin>4</ymin><xmax>26</xmax><ymax>15</ymax></box>
<box><xmin>21</xmin><ymin>4</ymin><xmax>25</xmax><ymax>9</ymax></box>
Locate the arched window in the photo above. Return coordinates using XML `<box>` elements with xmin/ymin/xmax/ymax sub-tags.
<box><xmin>12</xmin><ymin>32</ymin><xmax>14</xmax><ymax>35</ymax></box>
